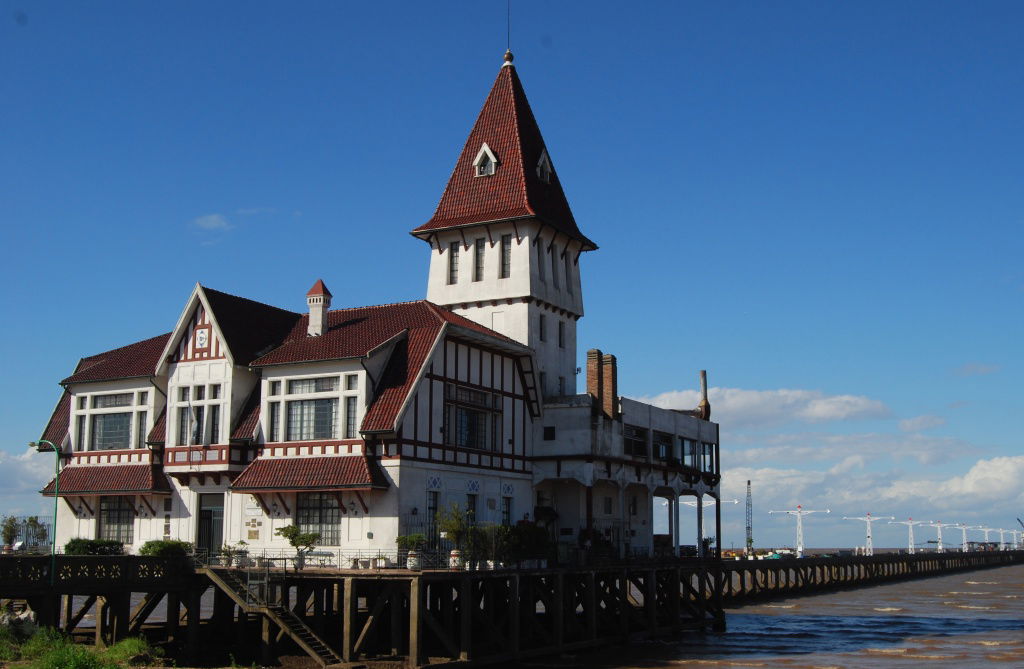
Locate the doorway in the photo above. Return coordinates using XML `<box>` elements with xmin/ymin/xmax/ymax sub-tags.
<box><xmin>197</xmin><ymin>493</ymin><xmax>224</xmax><ymax>554</ymax></box>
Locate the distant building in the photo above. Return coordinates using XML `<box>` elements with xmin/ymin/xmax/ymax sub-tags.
<box><xmin>38</xmin><ymin>52</ymin><xmax>721</xmax><ymax>560</ymax></box>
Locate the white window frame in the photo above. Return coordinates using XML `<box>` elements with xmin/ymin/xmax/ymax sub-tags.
<box><xmin>473</xmin><ymin>143</ymin><xmax>498</xmax><ymax>177</ymax></box>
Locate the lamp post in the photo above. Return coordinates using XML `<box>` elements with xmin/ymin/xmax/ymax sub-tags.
<box><xmin>29</xmin><ymin>439</ymin><xmax>59</xmax><ymax>585</ymax></box>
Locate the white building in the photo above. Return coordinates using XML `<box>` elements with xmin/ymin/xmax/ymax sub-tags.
<box><xmin>37</xmin><ymin>52</ymin><xmax>721</xmax><ymax>561</ymax></box>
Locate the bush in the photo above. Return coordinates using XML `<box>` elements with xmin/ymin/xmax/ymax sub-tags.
<box><xmin>64</xmin><ymin>539</ymin><xmax>124</xmax><ymax>556</ymax></box>
<box><xmin>137</xmin><ymin>540</ymin><xmax>191</xmax><ymax>557</ymax></box>
<box><xmin>0</xmin><ymin>625</ymin><xmax>20</xmax><ymax>661</ymax></box>
<box><xmin>20</xmin><ymin>627</ymin><xmax>67</xmax><ymax>660</ymax></box>
<box><xmin>33</xmin><ymin>642</ymin><xmax>114</xmax><ymax>669</ymax></box>
<box><xmin>101</xmin><ymin>636</ymin><xmax>163</xmax><ymax>666</ymax></box>
<box><xmin>396</xmin><ymin>533</ymin><xmax>427</xmax><ymax>551</ymax></box>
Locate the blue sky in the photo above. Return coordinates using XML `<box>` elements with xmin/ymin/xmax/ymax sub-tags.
<box><xmin>2</xmin><ymin>2</ymin><xmax>1021</xmax><ymax>550</ymax></box>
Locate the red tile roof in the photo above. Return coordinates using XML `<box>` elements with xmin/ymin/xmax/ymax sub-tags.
<box><xmin>230</xmin><ymin>386</ymin><xmax>262</xmax><ymax>441</ymax></box>
<box><xmin>61</xmin><ymin>333</ymin><xmax>171</xmax><ymax>385</ymax></box>
<box><xmin>40</xmin><ymin>391</ymin><xmax>71</xmax><ymax>447</ymax></box>
<box><xmin>412</xmin><ymin>62</ymin><xmax>596</xmax><ymax>250</ymax></box>
<box><xmin>306</xmin><ymin>279</ymin><xmax>332</xmax><ymax>297</ymax></box>
<box><xmin>146</xmin><ymin>408</ymin><xmax>166</xmax><ymax>446</ymax></box>
<box><xmin>41</xmin><ymin>464</ymin><xmax>171</xmax><ymax>496</ymax></box>
<box><xmin>230</xmin><ymin>455</ymin><xmax>388</xmax><ymax>492</ymax></box>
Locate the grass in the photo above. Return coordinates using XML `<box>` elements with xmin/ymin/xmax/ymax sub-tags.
<box><xmin>0</xmin><ymin>627</ymin><xmax>165</xmax><ymax>668</ymax></box>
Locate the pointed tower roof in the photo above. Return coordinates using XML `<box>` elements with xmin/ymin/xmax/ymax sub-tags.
<box><xmin>306</xmin><ymin>278</ymin><xmax>332</xmax><ymax>297</ymax></box>
<box><xmin>412</xmin><ymin>53</ymin><xmax>597</xmax><ymax>251</ymax></box>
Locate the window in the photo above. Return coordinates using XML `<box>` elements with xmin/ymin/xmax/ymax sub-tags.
<box><xmin>473</xmin><ymin>143</ymin><xmax>497</xmax><ymax>176</ymax></box>
<box><xmin>473</xmin><ymin>238</ymin><xmax>485</xmax><ymax>282</ymax></box>
<box><xmin>501</xmin><ymin>497</ymin><xmax>512</xmax><ymax>526</ymax></box>
<box><xmin>93</xmin><ymin>393</ymin><xmax>132</xmax><ymax>409</ymax></box>
<box><xmin>536</xmin><ymin>149</ymin><xmax>552</xmax><ymax>183</ymax></box>
<box><xmin>75</xmin><ymin>415</ymin><xmax>86</xmax><ymax>450</ymax></box>
<box><xmin>427</xmin><ymin>490</ymin><xmax>439</xmax><ymax>525</ymax></box>
<box><xmin>209</xmin><ymin>405</ymin><xmax>220</xmax><ymax>444</ymax></box>
<box><xmin>135</xmin><ymin>411</ymin><xmax>148</xmax><ymax>449</ymax></box>
<box><xmin>296</xmin><ymin>493</ymin><xmax>340</xmax><ymax>545</ymax></box>
<box><xmin>558</xmin><ymin>376</ymin><xmax>565</xmax><ymax>396</ymax></box>
<box><xmin>288</xmin><ymin>376</ymin><xmax>338</xmax><ymax>394</ymax></box>
<box><xmin>539</xmin><ymin>314</ymin><xmax>547</xmax><ymax>341</ymax></box>
<box><xmin>551</xmin><ymin>243</ymin><xmax>559</xmax><ymax>288</ymax></box>
<box><xmin>447</xmin><ymin>241</ymin><xmax>460</xmax><ymax>284</ymax></box>
<box><xmin>344</xmin><ymin>396</ymin><xmax>358</xmax><ymax>439</ymax></box>
<box><xmin>210</xmin><ymin>384</ymin><xmax>221</xmax><ymax>399</ymax></box>
<box><xmin>499</xmin><ymin>234</ymin><xmax>512</xmax><ymax>278</ymax></box>
<box><xmin>565</xmin><ymin>254</ymin><xmax>574</xmax><ymax>295</ymax></box>
<box><xmin>91</xmin><ymin>413</ymin><xmax>131</xmax><ymax>450</ymax></box>
<box><xmin>558</xmin><ymin>321</ymin><xmax>565</xmax><ymax>348</ymax></box>
<box><xmin>177</xmin><ymin>407</ymin><xmax>190</xmax><ymax>446</ymax></box>
<box><xmin>287</xmin><ymin>399</ymin><xmax>337</xmax><ymax>441</ymax></box>
<box><xmin>629</xmin><ymin>495</ymin><xmax>638</xmax><ymax>516</ymax></box>
<box><xmin>654</xmin><ymin>431</ymin><xmax>673</xmax><ymax>461</ymax></box>
<box><xmin>269</xmin><ymin>381</ymin><xmax>281</xmax><ymax>396</ymax></box>
<box><xmin>137</xmin><ymin>391</ymin><xmax>148</xmax><ymax>405</ymax></box>
<box><xmin>98</xmin><ymin>496</ymin><xmax>134</xmax><ymax>543</ymax></box>
<box><xmin>77</xmin><ymin>397</ymin><xmax>87</xmax><ymax>410</ymax></box>
<box><xmin>539</xmin><ymin>372</ymin><xmax>547</xmax><ymax>398</ymax></box>
<box><xmin>268</xmin><ymin>402</ymin><xmax>281</xmax><ymax>442</ymax></box>
<box><xmin>443</xmin><ymin>384</ymin><xmax>502</xmax><ymax>451</ymax></box>
<box><xmin>543</xmin><ymin>426</ymin><xmax>556</xmax><ymax>441</ymax></box>
<box><xmin>466</xmin><ymin>493</ymin><xmax>478</xmax><ymax>521</ymax></box>
<box><xmin>624</xmin><ymin>425</ymin><xmax>648</xmax><ymax>458</ymax></box>
<box><xmin>179</xmin><ymin>387</ymin><xmax>190</xmax><ymax>402</ymax></box>
<box><xmin>191</xmin><ymin>406</ymin><xmax>205</xmax><ymax>445</ymax></box>
<box><xmin>345</xmin><ymin>374</ymin><xmax>358</xmax><ymax>391</ymax></box>
<box><xmin>537</xmin><ymin>242</ymin><xmax>546</xmax><ymax>281</ymax></box>
<box><xmin>603</xmin><ymin>497</ymin><xmax>613</xmax><ymax>514</ymax></box>
<box><xmin>194</xmin><ymin>385</ymin><xmax>205</xmax><ymax>401</ymax></box>
<box><xmin>681</xmin><ymin>438</ymin><xmax>696</xmax><ymax>467</ymax></box>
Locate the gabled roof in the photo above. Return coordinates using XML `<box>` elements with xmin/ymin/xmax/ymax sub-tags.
<box><xmin>146</xmin><ymin>408</ymin><xmax>167</xmax><ymax>446</ymax></box>
<box><xmin>230</xmin><ymin>455</ymin><xmax>388</xmax><ymax>492</ymax></box>
<box><xmin>201</xmin><ymin>286</ymin><xmax>301</xmax><ymax>364</ymax></box>
<box><xmin>412</xmin><ymin>55</ymin><xmax>596</xmax><ymax>251</ymax></box>
<box><xmin>41</xmin><ymin>464</ymin><xmax>171</xmax><ymax>496</ymax></box>
<box><xmin>61</xmin><ymin>333</ymin><xmax>171</xmax><ymax>385</ymax></box>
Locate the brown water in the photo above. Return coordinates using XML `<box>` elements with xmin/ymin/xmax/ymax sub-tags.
<box><xmin>524</xmin><ymin>564</ymin><xmax>1024</xmax><ymax>669</ymax></box>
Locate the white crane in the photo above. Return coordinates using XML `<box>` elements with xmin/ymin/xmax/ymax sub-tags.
<box><xmin>955</xmin><ymin>523</ymin><xmax>971</xmax><ymax>553</ymax></box>
<box><xmin>681</xmin><ymin>498</ymin><xmax>739</xmax><ymax>546</ymax></box>
<box><xmin>996</xmin><ymin>528</ymin><xmax>1008</xmax><ymax>551</ymax></box>
<box><xmin>926</xmin><ymin>521</ymin><xmax>958</xmax><ymax>553</ymax></box>
<box><xmin>974</xmin><ymin>526</ymin><xmax>995</xmax><ymax>546</ymax></box>
<box><xmin>768</xmin><ymin>505</ymin><xmax>830</xmax><ymax>558</ymax></box>
<box><xmin>1011</xmin><ymin>530</ymin><xmax>1022</xmax><ymax>550</ymax></box>
<box><xmin>842</xmin><ymin>513</ymin><xmax>894</xmax><ymax>556</ymax></box>
<box><xmin>889</xmin><ymin>518</ymin><xmax>929</xmax><ymax>555</ymax></box>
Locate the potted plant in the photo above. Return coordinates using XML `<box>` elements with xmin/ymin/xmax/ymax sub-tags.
<box><xmin>221</xmin><ymin>540</ymin><xmax>249</xmax><ymax>567</ymax></box>
<box><xmin>437</xmin><ymin>503</ymin><xmax>469</xmax><ymax>569</ymax></box>
<box><xmin>396</xmin><ymin>533</ymin><xmax>427</xmax><ymax>570</ymax></box>
<box><xmin>274</xmin><ymin>524</ymin><xmax>321</xmax><ymax>571</ymax></box>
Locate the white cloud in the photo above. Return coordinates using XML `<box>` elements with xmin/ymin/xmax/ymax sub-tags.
<box><xmin>899</xmin><ymin>414</ymin><xmax>946</xmax><ymax>432</ymax></box>
<box><xmin>725</xmin><ymin>432</ymin><xmax>964</xmax><ymax>466</ymax></box>
<box><xmin>634</xmin><ymin>387</ymin><xmax>889</xmax><ymax>428</ymax></box>
<box><xmin>191</xmin><ymin>213</ymin><xmax>232</xmax><ymax>231</ymax></box>
<box><xmin>0</xmin><ymin>448</ymin><xmax>57</xmax><ymax>516</ymax></box>
<box><xmin>955</xmin><ymin>362</ymin><xmax>1000</xmax><ymax>377</ymax></box>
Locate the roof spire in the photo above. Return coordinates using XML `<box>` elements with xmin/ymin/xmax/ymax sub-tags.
<box><xmin>503</xmin><ymin>49</ymin><xmax>514</xmax><ymax>67</ymax></box>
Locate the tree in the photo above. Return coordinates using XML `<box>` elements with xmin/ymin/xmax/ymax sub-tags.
<box><xmin>1</xmin><ymin>516</ymin><xmax>18</xmax><ymax>547</ymax></box>
<box><xmin>275</xmin><ymin>524</ymin><xmax>320</xmax><ymax>570</ymax></box>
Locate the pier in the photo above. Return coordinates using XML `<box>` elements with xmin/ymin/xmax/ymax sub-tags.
<box><xmin>1</xmin><ymin>551</ymin><xmax>1021</xmax><ymax>667</ymax></box>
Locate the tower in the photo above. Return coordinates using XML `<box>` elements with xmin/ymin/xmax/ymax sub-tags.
<box><xmin>306</xmin><ymin>279</ymin><xmax>332</xmax><ymax>336</ymax></box>
<box><xmin>411</xmin><ymin>51</ymin><xmax>597</xmax><ymax>398</ymax></box>
<box><xmin>745</xmin><ymin>480</ymin><xmax>753</xmax><ymax>556</ymax></box>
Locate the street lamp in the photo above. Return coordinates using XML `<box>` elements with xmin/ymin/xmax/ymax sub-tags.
<box><xmin>29</xmin><ymin>439</ymin><xmax>60</xmax><ymax>585</ymax></box>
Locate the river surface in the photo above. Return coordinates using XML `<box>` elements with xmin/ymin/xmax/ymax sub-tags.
<box><xmin>522</xmin><ymin>563</ymin><xmax>1024</xmax><ymax>669</ymax></box>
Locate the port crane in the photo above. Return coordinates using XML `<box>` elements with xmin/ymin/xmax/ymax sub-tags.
<box><xmin>925</xmin><ymin>521</ymin><xmax>957</xmax><ymax>553</ymax></box>
<box><xmin>842</xmin><ymin>513</ymin><xmax>894</xmax><ymax>556</ymax></box>
<box><xmin>889</xmin><ymin>518</ymin><xmax>929</xmax><ymax>554</ymax></box>
<box><xmin>768</xmin><ymin>505</ymin><xmax>829</xmax><ymax>558</ymax></box>
<box><xmin>955</xmin><ymin>523</ymin><xmax>972</xmax><ymax>552</ymax></box>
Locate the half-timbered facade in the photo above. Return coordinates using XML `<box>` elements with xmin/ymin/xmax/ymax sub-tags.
<box><xmin>37</xmin><ymin>51</ymin><xmax>722</xmax><ymax>560</ymax></box>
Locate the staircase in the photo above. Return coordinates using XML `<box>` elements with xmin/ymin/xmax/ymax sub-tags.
<box><xmin>203</xmin><ymin>567</ymin><xmax>343</xmax><ymax>668</ymax></box>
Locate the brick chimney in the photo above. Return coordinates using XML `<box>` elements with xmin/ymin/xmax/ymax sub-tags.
<box><xmin>586</xmin><ymin>349</ymin><xmax>603</xmax><ymax>412</ymax></box>
<box><xmin>600</xmin><ymin>353</ymin><xmax>618</xmax><ymax>419</ymax></box>
<box><xmin>306</xmin><ymin>279</ymin><xmax>332</xmax><ymax>337</ymax></box>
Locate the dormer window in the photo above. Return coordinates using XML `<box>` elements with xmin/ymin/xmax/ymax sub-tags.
<box><xmin>473</xmin><ymin>143</ymin><xmax>498</xmax><ymax>177</ymax></box>
<box><xmin>536</xmin><ymin>149</ymin><xmax>552</xmax><ymax>183</ymax></box>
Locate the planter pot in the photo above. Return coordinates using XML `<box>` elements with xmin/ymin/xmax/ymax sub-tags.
<box><xmin>406</xmin><ymin>550</ymin><xmax>422</xmax><ymax>570</ymax></box>
<box><xmin>449</xmin><ymin>549</ymin><xmax>464</xmax><ymax>569</ymax></box>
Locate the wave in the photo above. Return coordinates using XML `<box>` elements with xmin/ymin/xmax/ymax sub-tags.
<box><xmin>872</xmin><ymin>607</ymin><xmax>903</xmax><ymax>612</ymax></box>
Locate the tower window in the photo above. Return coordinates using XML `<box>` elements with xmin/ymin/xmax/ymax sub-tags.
<box><xmin>473</xmin><ymin>143</ymin><xmax>498</xmax><ymax>177</ymax></box>
<box><xmin>551</xmin><ymin>243</ymin><xmax>559</xmax><ymax>289</ymax></box>
<box><xmin>539</xmin><ymin>314</ymin><xmax>547</xmax><ymax>341</ymax></box>
<box><xmin>537</xmin><ymin>241</ymin><xmax>546</xmax><ymax>281</ymax></box>
<box><xmin>499</xmin><ymin>234</ymin><xmax>512</xmax><ymax>278</ymax></box>
<box><xmin>558</xmin><ymin>320</ymin><xmax>565</xmax><ymax>348</ymax></box>
<box><xmin>565</xmin><ymin>253</ymin><xmax>574</xmax><ymax>295</ymax></box>
<box><xmin>537</xmin><ymin>149</ymin><xmax>552</xmax><ymax>184</ymax></box>
<box><xmin>448</xmin><ymin>241</ymin><xmax>460</xmax><ymax>285</ymax></box>
<box><xmin>473</xmin><ymin>238</ymin><xmax>485</xmax><ymax>282</ymax></box>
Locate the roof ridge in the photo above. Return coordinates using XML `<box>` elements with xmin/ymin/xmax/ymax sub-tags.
<box><xmin>201</xmin><ymin>284</ymin><xmax>301</xmax><ymax>316</ymax></box>
<box><xmin>325</xmin><ymin>299</ymin><xmax>431</xmax><ymax>313</ymax></box>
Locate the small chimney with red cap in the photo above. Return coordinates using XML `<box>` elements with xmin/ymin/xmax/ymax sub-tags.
<box><xmin>306</xmin><ymin>279</ymin><xmax>332</xmax><ymax>336</ymax></box>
